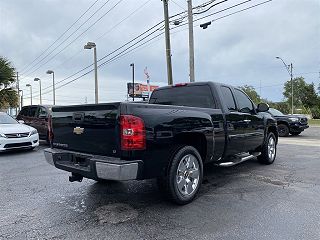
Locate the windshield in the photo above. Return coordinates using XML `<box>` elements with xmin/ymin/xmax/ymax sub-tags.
<box><xmin>268</xmin><ymin>108</ymin><xmax>285</xmax><ymax>116</ymax></box>
<box><xmin>0</xmin><ymin>113</ymin><xmax>18</xmax><ymax>124</ymax></box>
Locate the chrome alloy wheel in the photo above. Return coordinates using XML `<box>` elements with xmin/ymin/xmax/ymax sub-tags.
<box><xmin>176</xmin><ymin>154</ymin><xmax>200</xmax><ymax>196</ymax></box>
<box><xmin>268</xmin><ymin>136</ymin><xmax>276</xmax><ymax>161</ymax></box>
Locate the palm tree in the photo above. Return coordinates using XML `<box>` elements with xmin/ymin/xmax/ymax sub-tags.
<box><xmin>0</xmin><ymin>56</ymin><xmax>18</xmax><ymax>110</ymax></box>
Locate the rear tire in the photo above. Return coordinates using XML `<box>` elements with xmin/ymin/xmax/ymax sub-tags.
<box><xmin>258</xmin><ymin>132</ymin><xmax>277</xmax><ymax>165</ymax></box>
<box><xmin>278</xmin><ymin>124</ymin><xmax>289</xmax><ymax>137</ymax></box>
<box><xmin>157</xmin><ymin>145</ymin><xmax>203</xmax><ymax>205</ymax></box>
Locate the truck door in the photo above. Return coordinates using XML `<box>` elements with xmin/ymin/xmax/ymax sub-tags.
<box><xmin>233</xmin><ymin>89</ymin><xmax>265</xmax><ymax>152</ymax></box>
<box><xmin>220</xmin><ymin>86</ymin><xmax>247</xmax><ymax>156</ymax></box>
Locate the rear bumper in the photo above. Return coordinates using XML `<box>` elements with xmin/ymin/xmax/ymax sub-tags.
<box><xmin>44</xmin><ymin>148</ymin><xmax>143</xmax><ymax>181</ymax></box>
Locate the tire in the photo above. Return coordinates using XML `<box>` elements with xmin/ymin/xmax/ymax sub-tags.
<box><xmin>278</xmin><ymin>124</ymin><xmax>289</xmax><ymax>137</ymax></box>
<box><xmin>157</xmin><ymin>145</ymin><xmax>203</xmax><ymax>205</ymax></box>
<box><xmin>290</xmin><ymin>131</ymin><xmax>301</xmax><ymax>136</ymax></box>
<box><xmin>258</xmin><ymin>132</ymin><xmax>277</xmax><ymax>165</ymax></box>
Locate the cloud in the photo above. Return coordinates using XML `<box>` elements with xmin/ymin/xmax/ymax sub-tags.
<box><xmin>0</xmin><ymin>0</ymin><xmax>319</xmax><ymax>106</ymax></box>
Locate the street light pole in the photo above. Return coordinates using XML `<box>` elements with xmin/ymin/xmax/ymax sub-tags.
<box><xmin>276</xmin><ymin>57</ymin><xmax>294</xmax><ymax>114</ymax></box>
<box><xmin>162</xmin><ymin>0</ymin><xmax>173</xmax><ymax>85</ymax></box>
<box><xmin>34</xmin><ymin>78</ymin><xmax>42</xmax><ymax>104</ymax></box>
<box><xmin>130</xmin><ymin>63</ymin><xmax>135</xmax><ymax>101</ymax></box>
<box><xmin>187</xmin><ymin>0</ymin><xmax>195</xmax><ymax>82</ymax></box>
<box><xmin>84</xmin><ymin>42</ymin><xmax>98</xmax><ymax>104</ymax></box>
<box><xmin>46</xmin><ymin>70</ymin><xmax>55</xmax><ymax>105</ymax></box>
<box><xmin>26</xmin><ymin>84</ymin><xmax>32</xmax><ymax>105</ymax></box>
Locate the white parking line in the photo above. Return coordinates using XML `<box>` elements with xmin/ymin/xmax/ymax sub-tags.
<box><xmin>279</xmin><ymin>138</ymin><xmax>320</xmax><ymax>147</ymax></box>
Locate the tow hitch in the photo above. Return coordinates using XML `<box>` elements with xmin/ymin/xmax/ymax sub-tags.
<box><xmin>69</xmin><ymin>173</ymin><xmax>83</xmax><ymax>182</ymax></box>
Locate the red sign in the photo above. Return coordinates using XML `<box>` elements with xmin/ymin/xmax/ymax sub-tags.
<box><xmin>127</xmin><ymin>83</ymin><xmax>159</xmax><ymax>98</ymax></box>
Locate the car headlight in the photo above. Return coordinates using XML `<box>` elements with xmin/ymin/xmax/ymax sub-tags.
<box><xmin>288</xmin><ymin>117</ymin><xmax>299</xmax><ymax>122</ymax></box>
<box><xmin>30</xmin><ymin>129</ymin><xmax>38</xmax><ymax>136</ymax></box>
<box><xmin>0</xmin><ymin>133</ymin><xmax>6</xmax><ymax>138</ymax></box>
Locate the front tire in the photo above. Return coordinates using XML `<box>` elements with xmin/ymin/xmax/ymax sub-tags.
<box><xmin>278</xmin><ymin>124</ymin><xmax>289</xmax><ymax>137</ymax></box>
<box><xmin>258</xmin><ymin>132</ymin><xmax>277</xmax><ymax>165</ymax></box>
<box><xmin>158</xmin><ymin>146</ymin><xmax>203</xmax><ymax>205</ymax></box>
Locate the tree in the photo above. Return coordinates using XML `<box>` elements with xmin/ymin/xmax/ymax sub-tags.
<box><xmin>239</xmin><ymin>85</ymin><xmax>261</xmax><ymax>104</ymax></box>
<box><xmin>0</xmin><ymin>57</ymin><xmax>18</xmax><ymax>110</ymax></box>
<box><xmin>283</xmin><ymin>77</ymin><xmax>319</xmax><ymax>110</ymax></box>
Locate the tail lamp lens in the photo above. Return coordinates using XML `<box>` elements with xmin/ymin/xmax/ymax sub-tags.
<box><xmin>120</xmin><ymin>115</ymin><xmax>146</xmax><ymax>150</ymax></box>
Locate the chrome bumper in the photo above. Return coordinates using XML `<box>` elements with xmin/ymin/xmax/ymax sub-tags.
<box><xmin>44</xmin><ymin>148</ymin><xmax>142</xmax><ymax>181</ymax></box>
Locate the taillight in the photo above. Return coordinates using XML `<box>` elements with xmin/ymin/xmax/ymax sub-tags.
<box><xmin>120</xmin><ymin>115</ymin><xmax>146</xmax><ymax>151</ymax></box>
<box><xmin>48</xmin><ymin>115</ymin><xmax>54</xmax><ymax>143</ymax></box>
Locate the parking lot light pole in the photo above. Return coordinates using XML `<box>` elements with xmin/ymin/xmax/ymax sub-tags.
<box><xmin>130</xmin><ymin>63</ymin><xmax>135</xmax><ymax>101</ymax></box>
<box><xmin>84</xmin><ymin>42</ymin><xmax>98</xmax><ymax>104</ymax></box>
<box><xmin>26</xmin><ymin>84</ymin><xmax>32</xmax><ymax>105</ymax></box>
<box><xmin>46</xmin><ymin>70</ymin><xmax>55</xmax><ymax>105</ymax></box>
<box><xmin>34</xmin><ymin>78</ymin><xmax>42</xmax><ymax>105</ymax></box>
<box><xmin>276</xmin><ymin>56</ymin><xmax>294</xmax><ymax>114</ymax></box>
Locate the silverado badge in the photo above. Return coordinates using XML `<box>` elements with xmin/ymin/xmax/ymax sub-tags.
<box><xmin>73</xmin><ymin>127</ymin><xmax>84</xmax><ymax>135</ymax></box>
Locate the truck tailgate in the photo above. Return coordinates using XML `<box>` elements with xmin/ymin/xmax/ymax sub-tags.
<box><xmin>51</xmin><ymin>103</ymin><xmax>120</xmax><ymax>156</ymax></box>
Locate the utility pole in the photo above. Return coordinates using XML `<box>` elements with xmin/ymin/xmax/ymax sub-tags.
<box><xmin>276</xmin><ymin>57</ymin><xmax>294</xmax><ymax>114</ymax></box>
<box><xmin>19</xmin><ymin>90</ymin><xmax>23</xmax><ymax>108</ymax></box>
<box><xmin>290</xmin><ymin>63</ymin><xmax>293</xmax><ymax>115</ymax></box>
<box><xmin>16</xmin><ymin>72</ymin><xmax>19</xmax><ymax>113</ymax></box>
<box><xmin>162</xmin><ymin>0</ymin><xmax>173</xmax><ymax>85</ymax></box>
<box><xmin>130</xmin><ymin>63</ymin><xmax>135</xmax><ymax>101</ymax></box>
<box><xmin>187</xmin><ymin>0</ymin><xmax>195</xmax><ymax>82</ymax></box>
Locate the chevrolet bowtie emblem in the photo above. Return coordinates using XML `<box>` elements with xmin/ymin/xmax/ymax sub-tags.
<box><xmin>73</xmin><ymin>127</ymin><xmax>84</xmax><ymax>135</ymax></box>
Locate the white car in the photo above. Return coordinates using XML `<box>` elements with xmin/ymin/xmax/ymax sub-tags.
<box><xmin>0</xmin><ymin>112</ymin><xmax>39</xmax><ymax>152</ymax></box>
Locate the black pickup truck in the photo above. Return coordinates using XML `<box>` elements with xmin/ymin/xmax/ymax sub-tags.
<box><xmin>267</xmin><ymin>108</ymin><xmax>309</xmax><ymax>137</ymax></box>
<box><xmin>44</xmin><ymin>82</ymin><xmax>278</xmax><ymax>204</ymax></box>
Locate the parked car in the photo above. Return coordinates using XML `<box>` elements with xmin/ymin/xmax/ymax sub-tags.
<box><xmin>17</xmin><ymin>105</ymin><xmax>52</xmax><ymax>141</ymax></box>
<box><xmin>267</xmin><ymin>108</ymin><xmax>309</xmax><ymax>137</ymax></box>
<box><xmin>0</xmin><ymin>112</ymin><xmax>39</xmax><ymax>152</ymax></box>
<box><xmin>44</xmin><ymin>82</ymin><xmax>278</xmax><ymax>204</ymax></box>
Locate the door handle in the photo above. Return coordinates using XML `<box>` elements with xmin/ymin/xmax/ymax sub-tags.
<box><xmin>243</xmin><ymin>119</ymin><xmax>251</xmax><ymax>123</ymax></box>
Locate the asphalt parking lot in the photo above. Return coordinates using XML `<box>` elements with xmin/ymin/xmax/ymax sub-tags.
<box><xmin>1</xmin><ymin>127</ymin><xmax>320</xmax><ymax>240</ymax></box>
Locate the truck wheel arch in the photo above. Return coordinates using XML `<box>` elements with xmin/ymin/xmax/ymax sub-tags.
<box><xmin>173</xmin><ymin>133</ymin><xmax>208</xmax><ymax>162</ymax></box>
<box><xmin>267</xmin><ymin>125</ymin><xmax>278</xmax><ymax>143</ymax></box>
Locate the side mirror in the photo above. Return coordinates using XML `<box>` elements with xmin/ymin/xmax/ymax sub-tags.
<box><xmin>18</xmin><ymin>120</ymin><xmax>25</xmax><ymax>124</ymax></box>
<box><xmin>257</xmin><ymin>103</ymin><xmax>269</xmax><ymax>112</ymax></box>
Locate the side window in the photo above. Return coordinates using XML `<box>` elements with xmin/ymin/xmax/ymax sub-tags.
<box><xmin>221</xmin><ymin>86</ymin><xmax>236</xmax><ymax>111</ymax></box>
<box><xmin>38</xmin><ymin>107</ymin><xmax>47</xmax><ymax>117</ymax></box>
<box><xmin>29</xmin><ymin>107</ymin><xmax>38</xmax><ymax>117</ymax></box>
<box><xmin>19</xmin><ymin>107</ymin><xmax>29</xmax><ymax>116</ymax></box>
<box><xmin>234</xmin><ymin>89</ymin><xmax>254</xmax><ymax>113</ymax></box>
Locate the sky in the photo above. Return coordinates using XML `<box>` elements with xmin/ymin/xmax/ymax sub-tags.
<box><xmin>0</xmin><ymin>0</ymin><xmax>319</xmax><ymax>106</ymax></box>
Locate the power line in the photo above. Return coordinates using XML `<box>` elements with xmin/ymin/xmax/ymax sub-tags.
<box><xmin>21</xmin><ymin>0</ymin><xmax>153</xmax><ymax>84</ymax></box>
<box><xmin>19</xmin><ymin>0</ymin><xmax>100</xmax><ymax>73</ymax></box>
<box><xmin>20</xmin><ymin>0</ymin><xmax>115</xmax><ymax>77</ymax></box>
<box><xmin>96</xmin><ymin>0</ymin><xmax>154</xmax><ymax>40</ymax></box>
<box><xmin>37</xmin><ymin>21</ymin><xmax>165</xmax><ymax>93</ymax></box>
<box><xmin>33</xmin><ymin>0</ymin><xmax>273</xmax><ymax>97</ymax></box>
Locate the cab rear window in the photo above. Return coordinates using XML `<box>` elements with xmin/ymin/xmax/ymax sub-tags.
<box><xmin>149</xmin><ymin>85</ymin><xmax>216</xmax><ymax>109</ymax></box>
